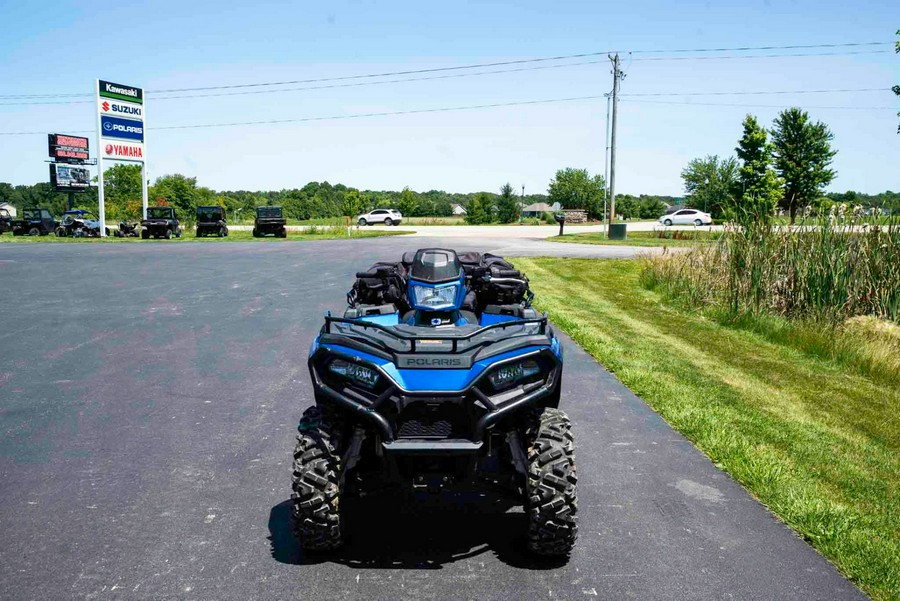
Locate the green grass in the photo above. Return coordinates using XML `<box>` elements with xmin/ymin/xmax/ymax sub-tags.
<box><xmin>518</xmin><ymin>257</ymin><xmax>899</xmax><ymax>601</ymax></box>
<box><xmin>553</xmin><ymin>230</ymin><xmax>721</xmax><ymax>247</ymax></box>
<box><xmin>0</xmin><ymin>228</ymin><xmax>411</xmax><ymax>243</ymax></box>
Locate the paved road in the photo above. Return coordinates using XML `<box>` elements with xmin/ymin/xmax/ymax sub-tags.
<box><xmin>0</xmin><ymin>240</ymin><xmax>862</xmax><ymax>600</ymax></box>
<box><xmin>227</xmin><ymin>221</ymin><xmax>718</xmax><ymax>238</ymax></box>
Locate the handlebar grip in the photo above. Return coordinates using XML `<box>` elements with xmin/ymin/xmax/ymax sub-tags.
<box><xmin>493</xmin><ymin>269</ymin><xmax>521</xmax><ymax>278</ymax></box>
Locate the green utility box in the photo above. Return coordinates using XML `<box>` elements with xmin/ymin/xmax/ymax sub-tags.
<box><xmin>608</xmin><ymin>223</ymin><xmax>627</xmax><ymax>240</ymax></box>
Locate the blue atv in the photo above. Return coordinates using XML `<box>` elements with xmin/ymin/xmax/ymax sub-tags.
<box><xmin>293</xmin><ymin>248</ymin><xmax>577</xmax><ymax>555</ymax></box>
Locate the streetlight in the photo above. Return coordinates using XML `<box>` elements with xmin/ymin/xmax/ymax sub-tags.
<box><xmin>234</xmin><ymin>207</ymin><xmax>243</xmax><ymax>224</ymax></box>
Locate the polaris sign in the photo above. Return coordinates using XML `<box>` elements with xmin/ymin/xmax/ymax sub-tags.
<box><xmin>101</xmin><ymin>115</ymin><xmax>144</xmax><ymax>141</ymax></box>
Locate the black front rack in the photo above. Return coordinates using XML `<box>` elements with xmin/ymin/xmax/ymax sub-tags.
<box><xmin>322</xmin><ymin>313</ymin><xmax>548</xmax><ymax>354</ymax></box>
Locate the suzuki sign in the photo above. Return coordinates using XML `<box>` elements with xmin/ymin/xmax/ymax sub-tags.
<box><xmin>100</xmin><ymin>98</ymin><xmax>143</xmax><ymax>119</ymax></box>
<box><xmin>96</xmin><ymin>78</ymin><xmax>148</xmax><ymax>233</ymax></box>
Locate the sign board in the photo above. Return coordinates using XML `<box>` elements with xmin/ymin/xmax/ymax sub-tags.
<box><xmin>101</xmin><ymin>115</ymin><xmax>144</xmax><ymax>141</ymax></box>
<box><xmin>96</xmin><ymin>78</ymin><xmax>148</xmax><ymax>234</ymax></box>
<box><xmin>48</xmin><ymin>134</ymin><xmax>89</xmax><ymax>163</ymax></box>
<box><xmin>99</xmin><ymin>98</ymin><xmax>144</xmax><ymax>119</ymax></box>
<box><xmin>50</xmin><ymin>163</ymin><xmax>91</xmax><ymax>192</ymax></box>
<box><xmin>98</xmin><ymin>80</ymin><xmax>143</xmax><ymax>104</ymax></box>
<box><xmin>102</xmin><ymin>140</ymin><xmax>144</xmax><ymax>161</ymax></box>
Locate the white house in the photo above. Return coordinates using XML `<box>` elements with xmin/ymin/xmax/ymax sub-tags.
<box><xmin>0</xmin><ymin>202</ymin><xmax>16</xmax><ymax>217</ymax></box>
<box><xmin>450</xmin><ymin>203</ymin><xmax>467</xmax><ymax>216</ymax></box>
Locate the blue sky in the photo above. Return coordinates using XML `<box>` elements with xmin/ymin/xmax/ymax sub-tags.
<box><xmin>0</xmin><ymin>0</ymin><xmax>897</xmax><ymax>195</ymax></box>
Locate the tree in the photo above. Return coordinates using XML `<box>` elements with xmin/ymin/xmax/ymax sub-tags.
<box><xmin>680</xmin><ymin>155</ymin><xmax>737</xmax><ymax>218</ymax></box>
<box><xmin>465</xmin><ymin>193</ymin><xmax>492</xmax><ymax>224</ymax></box>
<box><xmin>731</xmin><ymin>114</ymin><xmax>783</xmax><ymax>224</ymax></box>
<box><xmin>341</xmin><ymin>189</ymin><xmax>365</xmax><ymax>218</ymax></box>
<box><xmin>396</xmin><ymin>186</ymin><xmax>418</xmax><ymax>217</ymax></box>
<box><xmin>637</xmin><ymin>196</ymin><xmax>666</xmax><ymax>219</ymax></box>
<box><xmin>547</xmin><ymin>168</ymin><xmax>605</xmax><ymax>220</ymax></box>
<box><xmin>771</xmin><ymin>108</ymin><xmax>837</xmax><ymax>224</ymax></box>
<box><xmin>102</xmin><ymin>164</ymin><xmax>143</xmax><ymax>220</ymax></box>
<box><xmin>149</xmin><ymin>174</ymin><xmax>199</xmax><ymax>220</ymax></box>
<box><xmin>496</xmin><ymin>183</ymin><xmax>521</xmax><ymax>223</ymax></box>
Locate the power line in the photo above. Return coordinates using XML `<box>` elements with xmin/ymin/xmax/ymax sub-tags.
<box><xmin>622</xmin><ymin>98</ymin><xmax>897</xmax><ymax>110</ymax></box>
<box><xmin>0</xmin><ymin>40</ymin><xmax>890</xmax><ymax>99</ymax></box>
<box><xmin>620</xmin><ymin>87</ymin><xmax>892</xmax><ymax>98</ymax></box>
<box><xmin>0</xmin><ymin>59</ymin><xmax>611</xmax><ymax>106</ymax></box>
<box><xmin>2</xmin><ymin>93</ymin><xmax>893</xmax><ymax>136</ymax></box>
<box><xmin>0</xmin><ymin>71</ymin><xmax>891</xmax><ymax>108</ymax></box>
<box><xmin>631</xmin><ymin>49</ymin><xmax>891</xmax><ymax>61</ymax></box>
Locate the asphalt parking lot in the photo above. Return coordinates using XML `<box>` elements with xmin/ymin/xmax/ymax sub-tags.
<box><xmin>0</xmin><ymin>238</ymin><xmax>862</xmax><ymax>600</ymax></box>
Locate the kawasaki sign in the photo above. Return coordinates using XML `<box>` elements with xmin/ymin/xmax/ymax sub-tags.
<box><xmin>98</xmin><ymin>80</ymin><xmax>143</xmax><ymax>104</ymax></box>
<box><xmin>95</xmin><ymin>78</ymin><xmax>148</xmax><ymax>233</ymax></box>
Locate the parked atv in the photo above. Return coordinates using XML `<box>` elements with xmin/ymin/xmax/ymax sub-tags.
<box><xmin>0</xmin><ymin>208</ymin><xmax>11</xmax><ymax>234</ymax></box>
<box><xmin>114</xmin><ymin>221</ymin><xmax>140</xmax><ymax>238</ymax></box>
<box><xmin>252</xmin><ymin>206</ymin><xmax>286</xmax><ymax>238</ymax></box>
<box><xmin>292</xmin><ymin>248</ymin><xmax>577</xmax><ymax>556</ymax></box>
<box><xmin>11</xmin><ymin>208</ymin><xmax>58</xmax><ymax>236</ymax></box>
<box><xmin>140</xmin><ymin>206</ymin><xmax>182</xmax><ymax>240</ymax></box>
<box><xmin>195</xmin><ymin>206</ymin><xmax>228</xmax><ymax>237</ymax></box>
<box><xmin>55</xmin><ymin>210</ymin><xmax>110</xmax><ymax>238</ymax></box>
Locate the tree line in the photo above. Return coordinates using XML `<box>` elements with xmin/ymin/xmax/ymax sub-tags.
<box><xmin>0</xmin><ymin>168</ymin><xmax>549</xmax><ymax>224</ymax></box>
<box><xmin>1</xmin><ymin>147</ymin><xmax>893</xmax><ymax>224</ymax></box>
<box><xmin>681</xmin><ymin>107</ymin><xmax>899</xmax><ymax>224</ymax></box>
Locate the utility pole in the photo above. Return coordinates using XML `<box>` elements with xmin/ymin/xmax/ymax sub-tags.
<box><xmin>603</xmin><ymin>91</ymin><xmax>611</xmax><ymax>235</ymax></box>
<box><xmin>608</xmin><ymin>54</ymin><xmax>624</xmax><ymax>225</ymax></box>
<box><xmin>520</xmin><ymin>184</ymin><xmax>525</xmax><ymax>223</ymax></box>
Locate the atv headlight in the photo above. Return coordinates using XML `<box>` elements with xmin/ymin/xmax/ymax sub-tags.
<box><xmin>488</xmin><ymin>359</ymin><xmax>542</xmax><ymax>392</ymax></box>
<box><xmin>328</xmin><ymin>359</ymin><xmax>380</xmax><ymax>389</ymax></box>
<box><xmin>411</xmin><ymin>283</ymin><xmax>459</xmax><ymax>310</ymax></box>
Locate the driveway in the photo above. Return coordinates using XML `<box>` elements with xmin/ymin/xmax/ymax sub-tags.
<box><xmin>0</xmin><ymin>240</ymin><xmax>861</xmax><ymax>600</ymax></box>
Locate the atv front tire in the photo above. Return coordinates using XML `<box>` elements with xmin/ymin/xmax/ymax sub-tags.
<box><xmin>526</xmin><ymin>407</ymin><xmax>578</xmax><ymax>556</ymax></box>
<box><xmin>291</xmin><ymin>406</ymin><xmax>345</xmax><ymax>551</ymax></box>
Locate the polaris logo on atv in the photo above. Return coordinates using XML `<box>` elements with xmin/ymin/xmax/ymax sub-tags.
<box><xmin>396</xmin><ymin>355</ymin><xmax>472</xmax><ymax>369</ymax></box>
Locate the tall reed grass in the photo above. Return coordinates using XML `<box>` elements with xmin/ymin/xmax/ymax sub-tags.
<box><xmin>642</xmin><ymin>215</ymin><xmax>900</xmax><ymax>382</ymax></box>
<box><xmin>643</xmin><ymin>216</ymin><xmax>900</xmax><ymax>322</ymax></box>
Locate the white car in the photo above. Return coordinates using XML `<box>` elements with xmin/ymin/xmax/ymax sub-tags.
<box><xmin>659</xmin><ymin>209</ymin><xmax>712</xmax><ymax>226</ymax></box>
<box><xmin>357</xmin><ymin>208</ymin><xmax>403</xmax><ymax>226</ymax></box>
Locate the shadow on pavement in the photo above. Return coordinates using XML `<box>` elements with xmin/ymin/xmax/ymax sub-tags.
<box><xmin>268</xmin><ymin>491</ymin><xmax>569</xmax><ymax>571</ymax></box>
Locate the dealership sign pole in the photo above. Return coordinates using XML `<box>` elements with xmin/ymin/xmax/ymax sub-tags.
<box><xmin>95</xmin><ymin>79</ymin><xmax>146</xmax><ymax>235</ymax></box>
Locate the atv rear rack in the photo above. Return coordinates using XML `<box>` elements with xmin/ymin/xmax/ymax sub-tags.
<box><xmin>322</xmin><ymin>313</ymin><xmax>548</xmax><ymax>354</ymax></box>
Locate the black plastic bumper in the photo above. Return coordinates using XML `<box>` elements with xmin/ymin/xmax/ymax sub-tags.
<box><xmin>310</xmin><ymin>352</ymin><xmax>560</xmax><ymax>455</ymax></box>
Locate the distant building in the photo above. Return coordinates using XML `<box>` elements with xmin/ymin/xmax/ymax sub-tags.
<box><xmin>0</xmin><ymin>202</ymin><xmax>16</xmax><ymax>218</ymax></box>
<box><xmin>521</xmin><ymin>202</ymin><xmax>560</xmax><ymax>217</ymax></box>
<box><xmin>450</xmin><ymin>203</ymin><xmax>467</xmax><ymax>216</ymax></box>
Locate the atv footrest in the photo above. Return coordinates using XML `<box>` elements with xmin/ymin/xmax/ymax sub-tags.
<box><xmin>382</xmin><ymin>439</ymin><xmax>483</xmax><ymax>455</ymax></box>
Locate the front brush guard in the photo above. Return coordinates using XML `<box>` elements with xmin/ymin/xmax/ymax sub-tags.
<box><xmin>310</xmin><ymin>352</ymin><xmax>560</xmax><ymax>454</ymax></box>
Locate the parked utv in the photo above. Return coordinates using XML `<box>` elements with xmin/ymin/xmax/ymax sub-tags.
<box><xmin>114</xmin><ymin>221</ymin><xmax>140</xmax><ymax>238</ymax></box>
<box><xmin>55</xmin><ymin>210</ymin><xmax>110</xmax><ymax>238</ymax></box>
<box><xmin>195</xmin><ymin>205</ymin><xmax>228</xmax><ymax>237</ymax></box>
<box><xmin>0</xmin><ymin>208</ymin><xmax>11</xmax><ymax>234</ymax></box>
<box><xmin>141</xmin><ymin>206</ymin><xmax>182</xmax><ymax>239</ymax></box>
<box><xmin>11</xmin><ymin>208</ymin><xmax>58</xmax><ymax>236</ymax></box>
<box><xmin>292</xmin><ymin>248</ymin><xmax>577</xmax><ymax>556</ymax></box>
<box><xmin>253</xmin><ymin>206</ymin><xmax>286</xmax><ymax>238</ymax></box>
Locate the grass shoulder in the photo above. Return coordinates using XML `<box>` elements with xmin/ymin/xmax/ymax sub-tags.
<box><xmin>552</xmin><ymin>230</ymin><xmax>719</xmax><ymax>247</ymax></box>
<box><xmin>519</xmin><ymin>257</ymin><xmax>898</xmax><ymax>601</ymax></box>
<box><xmin>0</xmin><ymin>229</ymin><xmax>412</xmax><ymax>243</ymax></box>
